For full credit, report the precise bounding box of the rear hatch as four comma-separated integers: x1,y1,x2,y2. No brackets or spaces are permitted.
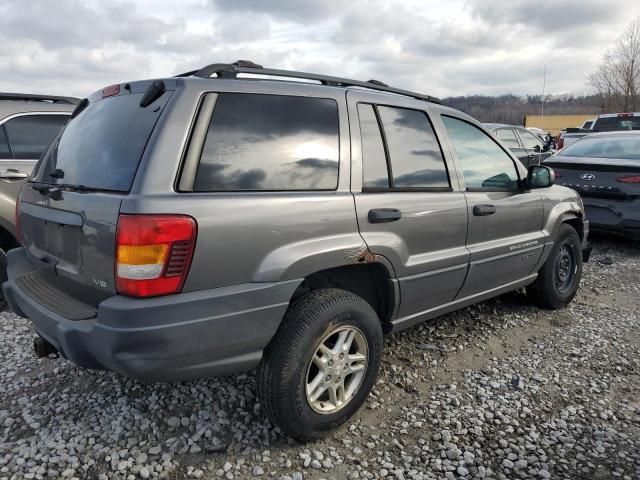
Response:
18,82,173,308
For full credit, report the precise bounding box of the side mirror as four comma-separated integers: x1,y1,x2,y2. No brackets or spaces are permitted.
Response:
527,165,554,188
532,144,541,153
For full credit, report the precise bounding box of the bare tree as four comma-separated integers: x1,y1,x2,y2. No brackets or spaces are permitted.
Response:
589,17,640,112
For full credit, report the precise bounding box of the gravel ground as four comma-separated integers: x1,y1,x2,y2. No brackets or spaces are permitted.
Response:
1,235,639,480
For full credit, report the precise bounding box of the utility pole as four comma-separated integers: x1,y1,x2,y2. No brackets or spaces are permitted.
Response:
541,64,547,118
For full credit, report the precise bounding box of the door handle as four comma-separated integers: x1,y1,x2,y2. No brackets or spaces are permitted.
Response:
368,208,402,223
0,169,28,180
473,204,496,216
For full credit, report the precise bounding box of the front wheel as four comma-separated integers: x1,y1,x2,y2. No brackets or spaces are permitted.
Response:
528,224,582,309
257,288,383,441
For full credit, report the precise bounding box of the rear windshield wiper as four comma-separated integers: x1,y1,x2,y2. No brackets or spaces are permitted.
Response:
30,181,122,196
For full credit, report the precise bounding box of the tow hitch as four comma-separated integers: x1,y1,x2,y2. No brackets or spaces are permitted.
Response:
33,336,59,358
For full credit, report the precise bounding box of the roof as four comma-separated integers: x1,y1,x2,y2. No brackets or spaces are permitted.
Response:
483,123,524,130
175,60,441,105
0,92,80,105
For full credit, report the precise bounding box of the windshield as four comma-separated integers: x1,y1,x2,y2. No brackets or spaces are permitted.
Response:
592,116,640,132
33,91,171,191
559,135,640,160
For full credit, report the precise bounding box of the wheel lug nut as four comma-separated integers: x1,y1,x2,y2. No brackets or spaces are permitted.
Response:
328,360,333,366
326,375,331,381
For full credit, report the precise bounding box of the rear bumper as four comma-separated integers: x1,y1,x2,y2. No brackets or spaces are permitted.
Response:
584,198,640,240
3,248,301,382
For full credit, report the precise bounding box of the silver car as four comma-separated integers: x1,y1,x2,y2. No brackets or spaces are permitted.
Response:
3,62,589,440
0,93,78,305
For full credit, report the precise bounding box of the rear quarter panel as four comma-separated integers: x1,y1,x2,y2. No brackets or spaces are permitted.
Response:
123,80,369,291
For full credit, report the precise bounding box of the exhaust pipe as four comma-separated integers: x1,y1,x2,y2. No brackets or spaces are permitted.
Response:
33,336,58,358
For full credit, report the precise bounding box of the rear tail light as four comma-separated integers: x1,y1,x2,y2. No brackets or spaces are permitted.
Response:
616,175,640,184
116,215,197,298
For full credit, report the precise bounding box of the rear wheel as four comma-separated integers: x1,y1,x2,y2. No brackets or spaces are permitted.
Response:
257,288,383,441
528,224,582,309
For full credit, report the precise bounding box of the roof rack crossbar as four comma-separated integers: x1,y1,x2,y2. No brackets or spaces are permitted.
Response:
0,92,80,105
177,61,441,104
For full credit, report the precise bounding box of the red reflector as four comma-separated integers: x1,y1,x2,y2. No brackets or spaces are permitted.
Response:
616,175,640,184
102,84,120,98
115,215,197,298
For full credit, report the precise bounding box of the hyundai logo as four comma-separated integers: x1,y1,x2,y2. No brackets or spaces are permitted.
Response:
580,173,596,181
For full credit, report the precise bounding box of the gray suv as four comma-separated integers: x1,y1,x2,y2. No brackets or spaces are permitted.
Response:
0,93,78,305
3,62,589,441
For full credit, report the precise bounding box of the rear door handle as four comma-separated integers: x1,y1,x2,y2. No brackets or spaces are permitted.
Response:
473,204,496,216
368,208,402,223
0,169,28,180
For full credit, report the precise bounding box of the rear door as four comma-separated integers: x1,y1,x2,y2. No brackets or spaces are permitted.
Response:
19,86,172,306
440,115,545,298
348,91,469,318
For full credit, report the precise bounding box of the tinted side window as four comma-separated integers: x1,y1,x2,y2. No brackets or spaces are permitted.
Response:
195,94,339,191
378,106,449,188
4,115,68,160
518,129,543,150
496,128,520,148
358,104,389,188
442,116,519,190
0,126,11,159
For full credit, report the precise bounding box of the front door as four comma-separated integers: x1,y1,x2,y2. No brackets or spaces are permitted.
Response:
347,92,469,319
441,116,545,298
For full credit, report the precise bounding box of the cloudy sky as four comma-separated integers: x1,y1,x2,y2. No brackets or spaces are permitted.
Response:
1,0,639,99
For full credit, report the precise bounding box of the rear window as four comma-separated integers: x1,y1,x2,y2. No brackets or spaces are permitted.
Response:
559,136,640,160
35,92,171,191
592,116,640,132
194,93,339,191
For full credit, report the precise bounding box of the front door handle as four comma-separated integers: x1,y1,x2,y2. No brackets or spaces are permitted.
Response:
368,208,402,223
473,204,496,216
0,169,28,181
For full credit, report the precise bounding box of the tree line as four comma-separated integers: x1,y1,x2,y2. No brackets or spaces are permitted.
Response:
443,17,640,125
442,94,600,125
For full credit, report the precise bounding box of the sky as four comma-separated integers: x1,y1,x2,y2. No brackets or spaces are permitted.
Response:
1,0,639,99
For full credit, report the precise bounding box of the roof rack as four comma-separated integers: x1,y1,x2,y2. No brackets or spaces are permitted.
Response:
175,60,441,104
0,92,81,105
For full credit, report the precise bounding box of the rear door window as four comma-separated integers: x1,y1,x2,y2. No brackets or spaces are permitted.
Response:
194,93,339,191
35,93,171,191
378,106,449,188
0,126,10,159
4,115,68,160
358,104,390,188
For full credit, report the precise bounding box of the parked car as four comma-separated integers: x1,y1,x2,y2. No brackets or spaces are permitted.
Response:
581,119,595,130
3,62,589,441
0,92,78,306
558,113,640,150
591,112,640,132
544,131,640,240
484,123,553,167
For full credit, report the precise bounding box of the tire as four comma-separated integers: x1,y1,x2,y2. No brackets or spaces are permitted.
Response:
528,224,582,309
257,288,383,441
0,249,7,310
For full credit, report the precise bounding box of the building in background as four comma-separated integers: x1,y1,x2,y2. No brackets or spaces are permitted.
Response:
524,114,597,136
